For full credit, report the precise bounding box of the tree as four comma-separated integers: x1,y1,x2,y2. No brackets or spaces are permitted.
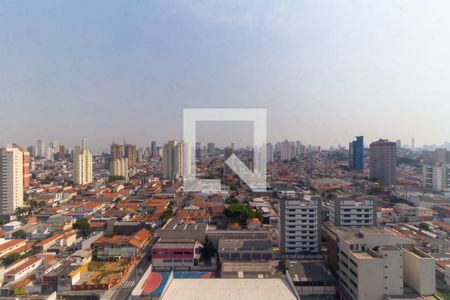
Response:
229,183,240,191
3,253,22,265
160,209,174,222
15,207,27,216
73,218,90,235
419,222,430,231
108,175,125,182
368,183,384,195
224,203,262,222
12,230,26,240
246,209,263,221
200,239,216,263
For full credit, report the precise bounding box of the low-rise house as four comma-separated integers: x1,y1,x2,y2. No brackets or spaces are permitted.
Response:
45,215,75,232
395,203,433,222
4,256,43,283
2,221,22,232
33,192,63,205
0,239,28,258
91,228,150,260
33,234,62,252
160,219,207,243
218,238,272,261
246,218,262,230
175,212,210,224
286,260,336,297
41,261,86,293
151,239,203,271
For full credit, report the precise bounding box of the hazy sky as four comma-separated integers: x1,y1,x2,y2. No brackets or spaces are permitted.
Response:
1,0,450,152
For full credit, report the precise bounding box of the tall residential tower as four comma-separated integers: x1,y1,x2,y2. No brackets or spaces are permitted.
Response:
73,138,93,185
369,139,397,186
349,136,364,171
0,147,24,215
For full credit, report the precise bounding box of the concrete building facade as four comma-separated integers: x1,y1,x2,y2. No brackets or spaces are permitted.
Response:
279,191,321,255
329,197,376,227
110,158,129,180
0,147,24,215
369,139,397,186
72,139,93,185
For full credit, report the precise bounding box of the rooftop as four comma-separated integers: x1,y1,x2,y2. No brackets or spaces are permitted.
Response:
286,260,336,284
160,278,298,300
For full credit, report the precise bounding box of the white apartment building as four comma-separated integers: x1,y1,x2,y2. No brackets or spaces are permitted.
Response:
329,197,376,227
110,157,129,180
324,225,435,300
36,139,45,158
279,191,321,255
422,163,450,192
403,247,436,296
280,140,292,161
72,138,93,185
266,143,274,163
0,147,24,215
163,141,188,180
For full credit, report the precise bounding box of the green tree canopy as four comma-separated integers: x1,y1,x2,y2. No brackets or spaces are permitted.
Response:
419,222,430,231
224,203,262,222
108,175,125,182
12,230,26,239
160,209,174,222
73,218,90,236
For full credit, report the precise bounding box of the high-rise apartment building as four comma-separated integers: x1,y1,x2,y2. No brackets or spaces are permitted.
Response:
324,224,435,300
195,142,201,160
279,191,321,256
369,139,397,186
23,151,30,189
46,147,54,161
162,141,185,180
422,164,450,192
49,140,59,154
329,197,376,227
266,143,274,163
0,147,24,215
136,147,145,162
423,148,449,165
27,145,35,158
207,142,215,154
110,158,129,180
422,149,450,192
110,143,124,161
36,140,45,158
280,140,292,161
73,139,93,185
295,140,303,156
223,147,233,178
58,145,65,160
349,136,364,171
124,144,137,166
150,141,157,159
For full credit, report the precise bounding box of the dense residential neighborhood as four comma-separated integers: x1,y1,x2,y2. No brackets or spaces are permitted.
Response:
0,139,450,300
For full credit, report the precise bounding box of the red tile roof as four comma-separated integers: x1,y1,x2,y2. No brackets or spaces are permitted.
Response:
0,240,25,252
5,257,42,275
35,234,62,247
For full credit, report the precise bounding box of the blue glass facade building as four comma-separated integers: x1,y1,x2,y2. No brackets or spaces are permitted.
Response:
349,136,364,170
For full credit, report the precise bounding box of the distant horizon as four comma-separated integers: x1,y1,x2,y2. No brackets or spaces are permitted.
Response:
4,136,450,154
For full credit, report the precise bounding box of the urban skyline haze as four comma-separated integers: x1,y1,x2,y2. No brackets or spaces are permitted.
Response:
1,1,450,151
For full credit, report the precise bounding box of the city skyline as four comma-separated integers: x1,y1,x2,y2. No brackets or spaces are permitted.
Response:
2,1,450,150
